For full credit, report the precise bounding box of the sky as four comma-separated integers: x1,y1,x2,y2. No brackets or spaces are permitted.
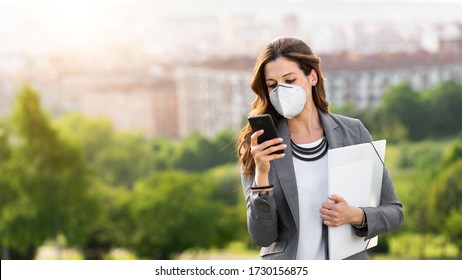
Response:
0,0,460,54
1,0,461,22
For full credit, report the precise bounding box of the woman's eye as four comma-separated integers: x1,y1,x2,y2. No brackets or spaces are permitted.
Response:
268,84,277,89
286,79,296,84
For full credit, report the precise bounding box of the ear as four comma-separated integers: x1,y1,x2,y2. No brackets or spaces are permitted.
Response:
309,69,318,86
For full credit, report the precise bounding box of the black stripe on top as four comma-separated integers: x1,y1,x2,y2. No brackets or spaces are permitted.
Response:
291,137,328,162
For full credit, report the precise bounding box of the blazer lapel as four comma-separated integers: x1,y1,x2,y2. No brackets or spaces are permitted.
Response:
318,109,344,149
273,118,300,231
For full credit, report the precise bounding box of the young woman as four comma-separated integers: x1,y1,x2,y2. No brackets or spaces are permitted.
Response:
237,37,403,260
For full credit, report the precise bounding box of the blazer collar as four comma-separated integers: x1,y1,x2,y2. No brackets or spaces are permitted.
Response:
318,109,344,149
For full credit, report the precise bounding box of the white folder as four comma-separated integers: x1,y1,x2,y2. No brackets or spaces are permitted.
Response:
327,140,386,260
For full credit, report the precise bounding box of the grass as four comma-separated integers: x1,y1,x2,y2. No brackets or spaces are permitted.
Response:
177,241,259,260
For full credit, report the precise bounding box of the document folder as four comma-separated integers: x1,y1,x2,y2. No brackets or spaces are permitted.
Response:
327,140,386,260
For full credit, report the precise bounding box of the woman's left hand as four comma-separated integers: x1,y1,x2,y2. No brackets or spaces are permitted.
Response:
320,194,364,227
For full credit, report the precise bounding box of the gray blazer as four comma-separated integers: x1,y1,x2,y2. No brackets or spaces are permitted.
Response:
241,110,404,260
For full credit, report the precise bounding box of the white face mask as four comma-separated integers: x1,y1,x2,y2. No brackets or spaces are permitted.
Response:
269,80,307,119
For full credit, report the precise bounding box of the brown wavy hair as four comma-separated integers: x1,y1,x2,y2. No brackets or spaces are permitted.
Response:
237,37,329,176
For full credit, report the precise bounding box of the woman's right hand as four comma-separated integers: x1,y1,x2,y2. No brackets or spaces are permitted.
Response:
250,130,286,185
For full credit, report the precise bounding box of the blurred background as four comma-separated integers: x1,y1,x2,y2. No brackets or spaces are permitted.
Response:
0,0,461,260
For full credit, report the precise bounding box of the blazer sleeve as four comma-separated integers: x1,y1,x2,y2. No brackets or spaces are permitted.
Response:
353,120,404,239
240,168,279,247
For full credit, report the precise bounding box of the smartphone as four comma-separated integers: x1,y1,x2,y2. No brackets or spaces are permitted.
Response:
248,114,284,154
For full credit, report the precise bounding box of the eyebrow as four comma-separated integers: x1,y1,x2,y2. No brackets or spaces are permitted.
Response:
266,72,296,81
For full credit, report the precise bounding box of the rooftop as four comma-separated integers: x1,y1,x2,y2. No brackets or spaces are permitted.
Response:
188,50,462,72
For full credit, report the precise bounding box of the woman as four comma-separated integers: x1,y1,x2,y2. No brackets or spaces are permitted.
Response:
237,37,403,260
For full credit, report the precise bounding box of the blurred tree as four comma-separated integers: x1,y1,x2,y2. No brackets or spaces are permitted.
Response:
423,80,462,138
74,181,133,259
442,141,462,167
171,131,215,171
0,85,91,259
55,114,113,164
0,117,9,160
205,164,248,247
445,206,462,258
56,115,153,189
207,164,241,206
171,130,237,172
373,81,427,141
150,136,176,171
427,159,462,232
94,132,153,189
127,170,241,259
212,129,238,166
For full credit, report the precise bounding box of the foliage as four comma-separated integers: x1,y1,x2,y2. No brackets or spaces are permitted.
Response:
427,159,462,231
423,80,462,138
55,115,153,189
388,233,458,259
205,164,248,247
340,80,462,142
372,82,426,141
170,130,237,172
386,139,462,258
0,117,9,160
94,132,153,189
75,182,133,259
151,136,176,170
126,168,244,259
54,114,113,164
445,206,462,258
396,144,444,170
55,115,238,188
0,85,91,258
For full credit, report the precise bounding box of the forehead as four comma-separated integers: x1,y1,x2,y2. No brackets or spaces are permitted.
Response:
264,57,301,80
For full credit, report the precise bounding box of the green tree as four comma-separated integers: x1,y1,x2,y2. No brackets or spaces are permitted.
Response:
0,117,9,160
373,82,427,141
94,132,153,189
445,206,462,258
206,164,248,247
74,181,133,259
0,85,91,259
442,141,462,167
211,129,238,165
55,114,113,164
171,130,237,172
424,80,462,138
151,136,176,170
171,132,215,171
427,159,462,232
127,170,231,259
56,115,153,189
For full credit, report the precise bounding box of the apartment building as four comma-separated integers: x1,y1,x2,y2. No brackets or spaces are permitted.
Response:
323,51,462,108
60,74,178,138
175,61,253,138
175,51,462,136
